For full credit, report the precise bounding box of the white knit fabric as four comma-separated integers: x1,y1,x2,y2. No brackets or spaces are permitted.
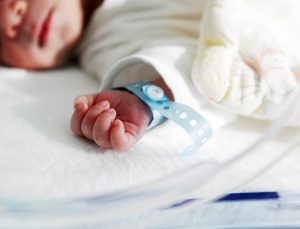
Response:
192,0,300,125
79,0,300,125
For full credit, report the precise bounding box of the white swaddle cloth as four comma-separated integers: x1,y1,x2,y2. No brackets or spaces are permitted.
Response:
192,0,300,125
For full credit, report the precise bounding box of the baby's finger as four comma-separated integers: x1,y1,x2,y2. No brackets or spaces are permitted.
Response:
110,120,137,151
71,107,89,137
81,101,110,140
92,109,116,148
73,94,97,111
71,94,99,136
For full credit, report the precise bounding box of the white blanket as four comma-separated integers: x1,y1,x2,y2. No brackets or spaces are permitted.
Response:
1,66,300,201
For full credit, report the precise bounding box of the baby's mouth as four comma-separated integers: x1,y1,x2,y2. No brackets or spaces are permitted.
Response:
38,9,53,48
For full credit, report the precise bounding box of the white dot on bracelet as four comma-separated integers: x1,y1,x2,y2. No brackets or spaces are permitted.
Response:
198,129,204,136
180,112,187,119
189,120,197,127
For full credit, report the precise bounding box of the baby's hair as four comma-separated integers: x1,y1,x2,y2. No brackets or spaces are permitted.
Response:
0,35,8,67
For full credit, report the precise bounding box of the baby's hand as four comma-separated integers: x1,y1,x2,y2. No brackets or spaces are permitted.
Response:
71,90,152,151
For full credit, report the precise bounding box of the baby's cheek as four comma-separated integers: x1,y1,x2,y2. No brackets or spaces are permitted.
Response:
0,45,26,67
7,47,60,69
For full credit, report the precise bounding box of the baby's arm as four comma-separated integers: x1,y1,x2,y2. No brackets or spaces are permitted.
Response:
71,78,173,150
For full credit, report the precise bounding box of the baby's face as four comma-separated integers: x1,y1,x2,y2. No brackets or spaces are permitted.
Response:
0,0,84,69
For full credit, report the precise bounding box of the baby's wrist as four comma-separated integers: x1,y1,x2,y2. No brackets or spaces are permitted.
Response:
113,81,171,129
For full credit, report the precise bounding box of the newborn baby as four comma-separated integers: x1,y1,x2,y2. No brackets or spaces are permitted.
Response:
0,0,176,150
1,0,299,151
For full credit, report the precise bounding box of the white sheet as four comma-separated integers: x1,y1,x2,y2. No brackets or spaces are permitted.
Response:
0,66,299,201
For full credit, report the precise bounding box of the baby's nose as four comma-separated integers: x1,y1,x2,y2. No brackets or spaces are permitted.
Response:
4,0,28,38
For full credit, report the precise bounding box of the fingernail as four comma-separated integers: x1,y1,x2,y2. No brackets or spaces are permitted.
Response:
101,101,110,108
114,119,122,128
107,108,115,114
74,102,86,111
113,119,119,127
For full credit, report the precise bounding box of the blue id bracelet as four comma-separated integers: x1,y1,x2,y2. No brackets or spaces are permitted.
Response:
116,81,212,155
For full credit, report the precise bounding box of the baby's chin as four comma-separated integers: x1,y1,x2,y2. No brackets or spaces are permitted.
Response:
7,60,67,71
11,50,73,70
